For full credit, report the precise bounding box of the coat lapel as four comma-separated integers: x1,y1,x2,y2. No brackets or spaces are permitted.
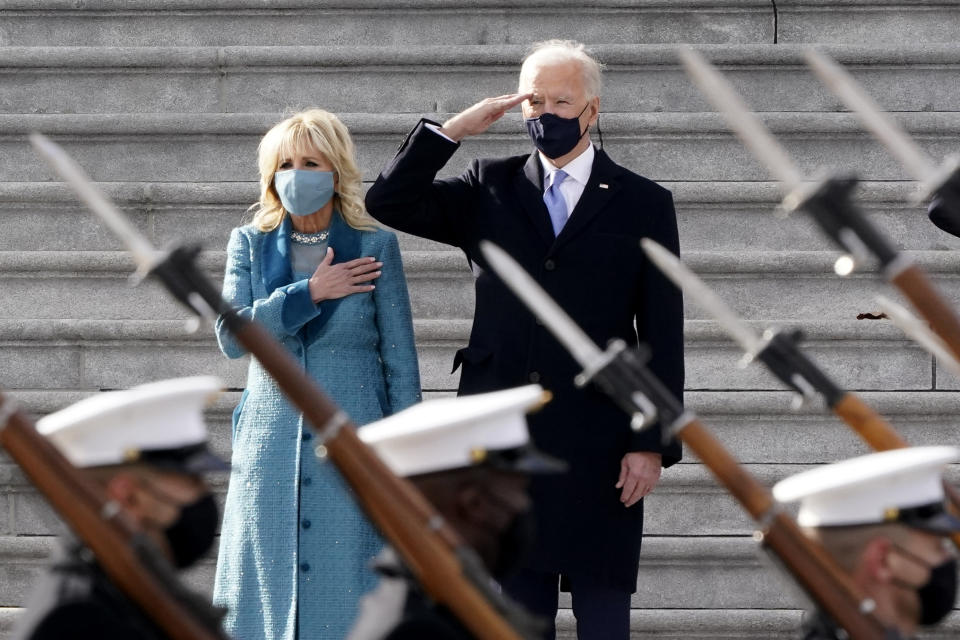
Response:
552,149,622,252
512,152,555,247
262,214,294,296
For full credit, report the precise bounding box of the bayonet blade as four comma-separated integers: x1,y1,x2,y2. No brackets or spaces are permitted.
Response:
805,49,937,185
641,239,765,356
30,133,159,271
480,241,602,369
875,295,960,379
678,47,804,193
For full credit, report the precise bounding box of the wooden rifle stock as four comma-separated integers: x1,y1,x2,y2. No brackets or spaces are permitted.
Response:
889,263,960,366
677,417,888,640
157,248,532,640
0,393,229,640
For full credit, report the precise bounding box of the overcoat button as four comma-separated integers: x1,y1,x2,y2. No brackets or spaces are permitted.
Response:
544,259,556,271
529,371,541,383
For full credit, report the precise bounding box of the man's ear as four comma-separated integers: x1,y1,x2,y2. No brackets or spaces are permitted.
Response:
860,537,895,583
588,95,600,126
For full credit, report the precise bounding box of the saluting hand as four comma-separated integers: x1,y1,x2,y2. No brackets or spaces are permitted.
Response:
616,452,663,508
440,92,533,142
309,248,382,302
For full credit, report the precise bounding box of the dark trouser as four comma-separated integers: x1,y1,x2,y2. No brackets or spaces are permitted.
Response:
503,568,632,640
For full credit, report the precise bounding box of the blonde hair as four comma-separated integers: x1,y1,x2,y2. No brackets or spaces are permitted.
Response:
250,109,376,232
520,40,605,99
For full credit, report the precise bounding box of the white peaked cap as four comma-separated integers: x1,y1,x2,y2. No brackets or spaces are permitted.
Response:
358,385,564,477
773,446,960,531
36,376,225,469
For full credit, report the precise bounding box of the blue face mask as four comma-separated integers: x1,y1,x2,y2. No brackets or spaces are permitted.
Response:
274,169,335,216
524,103,590,159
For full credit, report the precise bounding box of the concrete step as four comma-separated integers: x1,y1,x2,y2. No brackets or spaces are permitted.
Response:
3,44,960,115
9,386,960,465
5,112,960,183
0,1,776,47
3,181,956,254
2,248,959,323
0,316,944,392
777,1,960,45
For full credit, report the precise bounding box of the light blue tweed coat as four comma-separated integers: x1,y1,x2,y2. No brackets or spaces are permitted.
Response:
212,212,421,640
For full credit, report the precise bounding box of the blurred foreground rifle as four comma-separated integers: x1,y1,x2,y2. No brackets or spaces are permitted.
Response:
480,241,889,640
804,49,960,221
0,393,229,640
640,239,960,548
679,48,960,368
30,134,538,640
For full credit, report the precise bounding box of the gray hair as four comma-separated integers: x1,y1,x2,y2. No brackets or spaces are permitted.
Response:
520,40,604,99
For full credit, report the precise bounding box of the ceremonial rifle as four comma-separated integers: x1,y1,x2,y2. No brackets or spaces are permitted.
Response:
0,392,230,640
679,48,960,367
804,49,960,218
640,238,960,545
480,241,889,640
30,134,539,640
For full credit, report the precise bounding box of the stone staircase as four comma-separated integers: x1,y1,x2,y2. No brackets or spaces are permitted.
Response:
2,1,960,637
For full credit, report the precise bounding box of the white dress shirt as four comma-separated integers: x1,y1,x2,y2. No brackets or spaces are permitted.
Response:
539,144,594,222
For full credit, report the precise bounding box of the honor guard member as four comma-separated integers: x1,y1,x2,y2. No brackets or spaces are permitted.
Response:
773,446,960,640
14,376,230,640
347,385,567,640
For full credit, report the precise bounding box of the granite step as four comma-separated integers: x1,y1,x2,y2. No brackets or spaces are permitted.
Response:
2,44,960,115
2,181,955,254
4,457,960,535
0,1,776,47
777,1,960,45
9,384,960,465
0,316,942,392
2,248,959,323
4,112,960,183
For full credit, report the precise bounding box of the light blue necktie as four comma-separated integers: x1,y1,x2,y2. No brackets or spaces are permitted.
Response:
544,169,569,236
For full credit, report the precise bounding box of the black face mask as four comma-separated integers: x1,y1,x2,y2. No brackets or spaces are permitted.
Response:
916,557,958,626
164,493,219,569
525,103,590,159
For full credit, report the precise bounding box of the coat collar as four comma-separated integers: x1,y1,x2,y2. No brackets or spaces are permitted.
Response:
512,147,624,253
262,210,362,296
552,148,623,252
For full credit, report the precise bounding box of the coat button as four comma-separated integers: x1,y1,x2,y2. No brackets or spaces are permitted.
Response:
544,259,556,271
302,519,311,530
303,431,313,441
300,562,310,572
529,371,541,383
303,477,312,486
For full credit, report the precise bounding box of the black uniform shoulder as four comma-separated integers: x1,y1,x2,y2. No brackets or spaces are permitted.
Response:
15,543,164,640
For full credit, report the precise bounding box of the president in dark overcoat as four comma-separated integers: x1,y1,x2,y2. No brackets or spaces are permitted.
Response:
364,40,683,639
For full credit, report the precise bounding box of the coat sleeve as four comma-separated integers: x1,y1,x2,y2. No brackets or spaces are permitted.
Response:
632,188,684,467
364,119,478,249
373,233,422,414
215,227,323,359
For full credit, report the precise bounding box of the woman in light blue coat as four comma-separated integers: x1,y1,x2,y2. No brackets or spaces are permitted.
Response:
212,109,421,640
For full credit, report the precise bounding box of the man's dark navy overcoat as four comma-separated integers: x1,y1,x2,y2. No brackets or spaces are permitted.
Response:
365,120,684,591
